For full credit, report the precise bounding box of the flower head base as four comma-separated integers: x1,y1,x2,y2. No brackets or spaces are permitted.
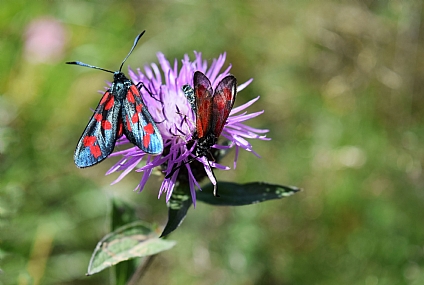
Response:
107,52,270,205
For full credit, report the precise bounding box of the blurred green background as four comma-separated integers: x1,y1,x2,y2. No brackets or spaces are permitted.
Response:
1,0,424,284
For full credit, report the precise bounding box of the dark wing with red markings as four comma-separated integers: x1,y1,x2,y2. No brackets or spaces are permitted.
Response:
74,90,122,168
211,75,237,137
193,71,214,139
122,85,163,154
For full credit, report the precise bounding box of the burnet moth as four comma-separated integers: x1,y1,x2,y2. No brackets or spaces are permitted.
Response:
173,71,237,196
67,31,163,168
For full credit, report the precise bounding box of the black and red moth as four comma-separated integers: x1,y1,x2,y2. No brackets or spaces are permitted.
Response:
67,31,163,168
183,71,237,196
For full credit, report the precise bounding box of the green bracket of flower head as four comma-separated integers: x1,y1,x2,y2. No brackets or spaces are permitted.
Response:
86,221,176,276
197,182,301,206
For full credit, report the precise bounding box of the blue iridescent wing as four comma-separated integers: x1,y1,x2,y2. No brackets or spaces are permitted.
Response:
122,85,163,154
74,91,121,168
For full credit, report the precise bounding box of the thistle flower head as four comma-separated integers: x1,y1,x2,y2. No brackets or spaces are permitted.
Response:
107,52,270,205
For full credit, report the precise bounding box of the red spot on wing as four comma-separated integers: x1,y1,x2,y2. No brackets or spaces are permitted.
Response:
143,136,151,148
144,123,154,134
132,113,139,123
99,92,110,105
94,114,102,121
142,123,154,148
102,120,112,130
83,136,102,158
90,145,102,158
83,136,96,147
117,118,123,137
126,115,132,131
127,92,135,103
104,96,114,110
136,104,142,113
130,85,141,98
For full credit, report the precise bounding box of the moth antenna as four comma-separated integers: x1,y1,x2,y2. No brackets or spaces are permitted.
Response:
66,61,114,74
119,30,146,72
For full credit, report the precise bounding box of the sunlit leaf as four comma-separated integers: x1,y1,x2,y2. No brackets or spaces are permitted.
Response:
87,221,176,276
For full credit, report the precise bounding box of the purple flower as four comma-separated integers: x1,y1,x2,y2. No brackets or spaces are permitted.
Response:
106,52,270,205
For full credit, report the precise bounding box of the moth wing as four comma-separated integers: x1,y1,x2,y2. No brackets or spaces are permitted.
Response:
193,71,214,138
74,91,121,168
122,85,163,154
211,75,237,137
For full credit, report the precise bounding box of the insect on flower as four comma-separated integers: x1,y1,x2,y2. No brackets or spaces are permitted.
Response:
168,71,237,197
106,52,269,204
67,31,163,168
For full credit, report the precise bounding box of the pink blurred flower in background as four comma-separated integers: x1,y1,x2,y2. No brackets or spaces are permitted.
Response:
24,17,66,63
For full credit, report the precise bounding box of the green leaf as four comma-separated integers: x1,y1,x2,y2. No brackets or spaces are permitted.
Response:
160,184,192,237
197,182,301,206
87,221,176,276
111,198,139,285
